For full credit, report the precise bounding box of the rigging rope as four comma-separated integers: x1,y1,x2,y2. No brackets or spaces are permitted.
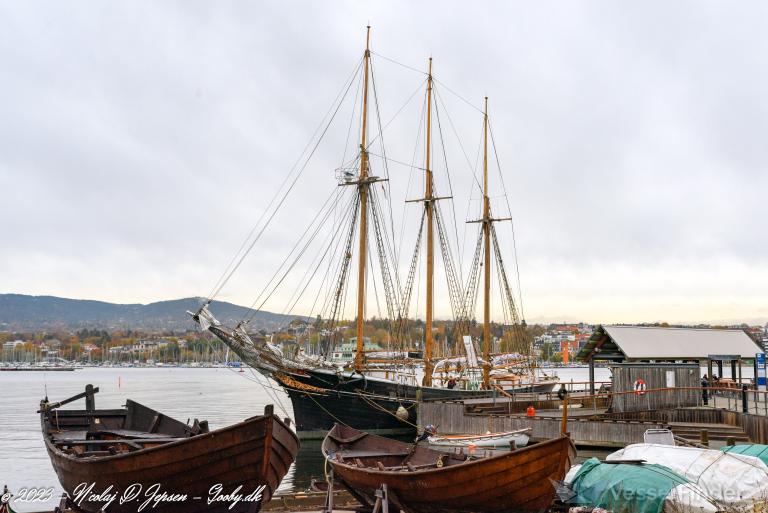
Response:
488,120,527,321
326,195,361,332
369,187,401,328
432,87,465,282
282,191,359,319
314,195,358,323
368,57,398,286
396,88,427,271
395,209,425,345
243,186,347,323
491,224,530,358
205,57,364,305
369,51,426,76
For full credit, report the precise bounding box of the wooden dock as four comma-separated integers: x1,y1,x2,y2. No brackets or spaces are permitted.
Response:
420,397,768,448
419,400,661,448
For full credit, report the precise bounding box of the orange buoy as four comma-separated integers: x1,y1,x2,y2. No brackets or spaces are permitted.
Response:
526,406,536,417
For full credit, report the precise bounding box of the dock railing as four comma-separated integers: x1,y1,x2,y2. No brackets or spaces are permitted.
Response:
553,384,768,416
471,384,768,418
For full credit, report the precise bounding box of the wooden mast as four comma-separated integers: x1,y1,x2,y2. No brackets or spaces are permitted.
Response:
482,96,491,389
354,26,372,372
423,57,435,387
466,98,513,389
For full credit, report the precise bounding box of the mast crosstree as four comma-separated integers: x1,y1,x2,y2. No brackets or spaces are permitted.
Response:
189,27,542,440
467,98,515,389
402,58,453,386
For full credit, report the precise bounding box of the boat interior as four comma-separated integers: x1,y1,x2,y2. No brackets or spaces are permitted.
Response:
324,424,484,472
41,390,208,458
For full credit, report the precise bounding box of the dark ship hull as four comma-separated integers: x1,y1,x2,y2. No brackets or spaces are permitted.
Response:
195,314,550,439
275,367,495,439
286,387,414,438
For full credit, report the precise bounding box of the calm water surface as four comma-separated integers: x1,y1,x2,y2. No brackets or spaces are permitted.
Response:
3,364,733,512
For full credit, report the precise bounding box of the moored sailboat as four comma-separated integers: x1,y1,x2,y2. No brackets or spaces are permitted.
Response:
191,26,549,439
427,427,532,448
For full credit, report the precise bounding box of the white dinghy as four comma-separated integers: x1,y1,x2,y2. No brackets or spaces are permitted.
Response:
428,427,532,448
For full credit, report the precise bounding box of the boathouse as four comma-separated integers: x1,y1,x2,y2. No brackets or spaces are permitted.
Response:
577,325,764,395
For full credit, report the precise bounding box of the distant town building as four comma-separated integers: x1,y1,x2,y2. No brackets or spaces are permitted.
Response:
39,343,59,358
331,337,382,363
132,339,169,352
3,340,25,351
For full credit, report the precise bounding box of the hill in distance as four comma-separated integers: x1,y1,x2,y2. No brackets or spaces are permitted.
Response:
0,293,305,332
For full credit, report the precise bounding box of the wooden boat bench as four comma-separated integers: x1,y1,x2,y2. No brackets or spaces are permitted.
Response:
54,437,189,454
97,429,186,439
336,450,412,459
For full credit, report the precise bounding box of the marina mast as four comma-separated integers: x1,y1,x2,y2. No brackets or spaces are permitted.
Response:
482,97,492,389
423,58,435,386
354,26,372,372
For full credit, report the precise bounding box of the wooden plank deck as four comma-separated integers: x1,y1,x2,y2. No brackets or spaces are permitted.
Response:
419,400,768,447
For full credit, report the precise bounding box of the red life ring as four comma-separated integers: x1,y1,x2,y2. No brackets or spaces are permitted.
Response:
634,378,647,396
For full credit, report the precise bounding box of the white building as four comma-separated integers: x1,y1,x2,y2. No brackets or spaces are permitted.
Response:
3,340,25,351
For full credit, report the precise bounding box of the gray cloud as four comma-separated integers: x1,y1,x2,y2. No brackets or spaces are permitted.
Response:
1,0,766,325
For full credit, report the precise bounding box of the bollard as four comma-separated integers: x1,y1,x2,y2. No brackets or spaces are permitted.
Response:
742,385,748,414
700,429,709,447
509,440,517,451
727,436,736,447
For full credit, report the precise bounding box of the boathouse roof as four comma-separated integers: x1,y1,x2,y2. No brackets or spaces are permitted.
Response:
577,325,762,362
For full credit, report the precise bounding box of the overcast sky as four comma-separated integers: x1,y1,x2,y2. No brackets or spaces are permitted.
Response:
1,1,766,325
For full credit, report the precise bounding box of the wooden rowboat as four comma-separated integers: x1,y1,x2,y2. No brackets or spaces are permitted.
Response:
322,423,576,513
40,384,299,513
428,427,532,448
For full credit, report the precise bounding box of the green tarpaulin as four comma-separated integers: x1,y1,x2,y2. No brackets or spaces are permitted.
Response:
570,458,692,513
721,443,768,465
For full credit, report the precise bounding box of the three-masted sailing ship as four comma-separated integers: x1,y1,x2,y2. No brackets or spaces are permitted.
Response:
191,27,555,439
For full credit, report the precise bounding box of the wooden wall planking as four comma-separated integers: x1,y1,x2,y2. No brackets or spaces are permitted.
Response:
418,401,663,447
420,399,768,446
552,407,768,444
611,364,700,412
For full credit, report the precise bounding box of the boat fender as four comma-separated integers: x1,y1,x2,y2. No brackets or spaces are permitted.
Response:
396,405,409,421
557,386,568,401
